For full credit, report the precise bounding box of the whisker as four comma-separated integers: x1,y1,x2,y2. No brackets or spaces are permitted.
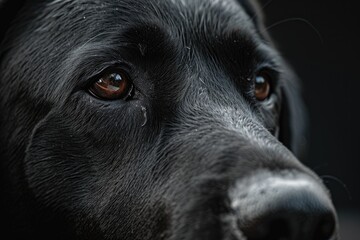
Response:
261,0,275,11
320,175,352,201
266,17,324,44
249,0,274,22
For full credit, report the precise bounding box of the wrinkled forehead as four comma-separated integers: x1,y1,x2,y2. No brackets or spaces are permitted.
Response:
47,0,259,37
163,0,259,34
166,0,250,17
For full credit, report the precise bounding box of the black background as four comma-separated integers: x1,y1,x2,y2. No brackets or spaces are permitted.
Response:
259,0,360,238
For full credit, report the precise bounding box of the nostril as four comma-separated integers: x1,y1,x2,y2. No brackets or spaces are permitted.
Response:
267,219,290,240
232,174,338,240
239,218,291,240
241,214,336,240
315,214,336,240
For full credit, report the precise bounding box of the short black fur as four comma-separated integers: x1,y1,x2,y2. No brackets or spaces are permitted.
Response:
0,1,335,240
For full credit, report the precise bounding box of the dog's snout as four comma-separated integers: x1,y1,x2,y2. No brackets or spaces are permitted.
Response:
231,173,337,240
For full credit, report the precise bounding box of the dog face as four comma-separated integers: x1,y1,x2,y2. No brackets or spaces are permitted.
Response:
0,0,338,240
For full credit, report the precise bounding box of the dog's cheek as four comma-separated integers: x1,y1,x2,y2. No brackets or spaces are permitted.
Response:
23,99,147,205
22,108,132,222
24,112,99,214
22,105,162,237
278,67,308,160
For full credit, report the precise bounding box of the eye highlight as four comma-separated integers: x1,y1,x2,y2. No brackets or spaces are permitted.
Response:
254,70,272,101
89,69,133,100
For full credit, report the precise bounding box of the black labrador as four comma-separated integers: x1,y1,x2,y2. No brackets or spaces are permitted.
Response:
0,0,338,239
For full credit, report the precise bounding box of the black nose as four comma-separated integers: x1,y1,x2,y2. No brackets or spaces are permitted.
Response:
232,173,337,240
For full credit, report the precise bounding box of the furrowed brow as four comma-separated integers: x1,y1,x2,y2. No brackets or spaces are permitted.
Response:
60,23,176,91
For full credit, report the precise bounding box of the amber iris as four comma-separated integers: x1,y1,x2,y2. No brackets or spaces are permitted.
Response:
89,71,132,100
254,72,271,101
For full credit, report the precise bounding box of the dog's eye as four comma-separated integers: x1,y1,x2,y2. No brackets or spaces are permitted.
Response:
89,70,133,100
254,71,271,101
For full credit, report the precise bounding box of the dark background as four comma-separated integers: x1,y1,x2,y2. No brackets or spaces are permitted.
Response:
259,0,360,238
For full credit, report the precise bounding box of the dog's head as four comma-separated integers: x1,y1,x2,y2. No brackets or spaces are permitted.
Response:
0,0,338,240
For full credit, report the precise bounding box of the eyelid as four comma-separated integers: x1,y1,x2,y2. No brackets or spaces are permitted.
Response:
254,65,280,85
255,61,280,73
84,63,132,88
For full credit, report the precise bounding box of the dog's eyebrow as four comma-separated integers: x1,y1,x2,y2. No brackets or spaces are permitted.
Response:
72,22,172,58
214,28,281,68
59,24,176,91
117,23,175,56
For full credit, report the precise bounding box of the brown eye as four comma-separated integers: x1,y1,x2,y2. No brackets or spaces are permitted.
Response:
254,72,271,101
89,70,133,100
